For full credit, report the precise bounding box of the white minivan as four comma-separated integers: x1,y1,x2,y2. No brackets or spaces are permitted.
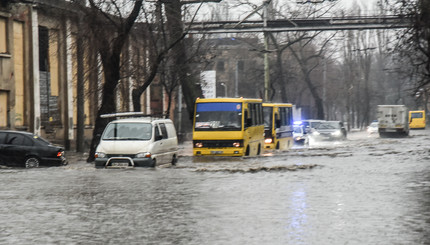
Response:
94,116,178,168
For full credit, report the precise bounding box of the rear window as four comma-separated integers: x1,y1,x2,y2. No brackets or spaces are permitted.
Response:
102,122,152,140
411,112,423,118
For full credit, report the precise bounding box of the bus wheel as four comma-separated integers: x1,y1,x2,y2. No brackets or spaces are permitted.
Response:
257,144,261,155
276,142,280,150
245,146,250,156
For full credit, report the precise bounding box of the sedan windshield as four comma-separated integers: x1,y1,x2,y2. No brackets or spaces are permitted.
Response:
293,126,303,134
316,122,341,130
102,123,152,140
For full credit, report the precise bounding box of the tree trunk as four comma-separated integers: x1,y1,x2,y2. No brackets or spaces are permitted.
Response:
165,0,202,121
87,57,121,162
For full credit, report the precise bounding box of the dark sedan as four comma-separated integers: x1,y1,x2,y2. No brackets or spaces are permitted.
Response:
0,130,67,168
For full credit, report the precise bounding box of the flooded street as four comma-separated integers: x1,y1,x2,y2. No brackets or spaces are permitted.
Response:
1,130,430,245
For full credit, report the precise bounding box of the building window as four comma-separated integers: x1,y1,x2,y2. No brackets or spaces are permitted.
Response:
38,26,49,72
0,18,7,53
217,60,225,72
238,60,244,71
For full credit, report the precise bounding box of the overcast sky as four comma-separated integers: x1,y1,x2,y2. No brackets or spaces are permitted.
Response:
191,0,383,22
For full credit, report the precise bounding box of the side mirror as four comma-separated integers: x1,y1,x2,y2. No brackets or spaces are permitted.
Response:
245,118,252,128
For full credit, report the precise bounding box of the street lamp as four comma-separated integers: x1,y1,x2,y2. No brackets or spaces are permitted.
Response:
220,82,227,97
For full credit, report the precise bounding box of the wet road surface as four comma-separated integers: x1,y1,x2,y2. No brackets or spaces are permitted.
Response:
1,129,429,244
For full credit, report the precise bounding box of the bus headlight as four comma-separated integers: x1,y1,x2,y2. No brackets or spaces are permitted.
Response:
233,142,241,147
265,138,273,144
195,142,203,148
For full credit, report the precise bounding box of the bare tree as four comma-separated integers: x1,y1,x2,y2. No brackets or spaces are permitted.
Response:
387,0,430,88
287,31,336,119
72,0,144,162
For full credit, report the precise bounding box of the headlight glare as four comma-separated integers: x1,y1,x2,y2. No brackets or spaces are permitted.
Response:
332,130,342,136
95,152,106,158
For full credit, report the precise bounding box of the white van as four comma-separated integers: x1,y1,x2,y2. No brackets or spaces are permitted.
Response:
377,105,409,137
94,115,178,168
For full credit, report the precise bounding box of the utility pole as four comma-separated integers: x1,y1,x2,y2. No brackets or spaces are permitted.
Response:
235,0,272,101
263,0,271,102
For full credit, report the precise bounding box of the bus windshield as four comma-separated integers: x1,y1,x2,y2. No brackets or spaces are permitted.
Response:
195,102,242,131
263,107,273,129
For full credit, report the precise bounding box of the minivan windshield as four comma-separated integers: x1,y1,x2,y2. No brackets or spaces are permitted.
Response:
102,122,152,140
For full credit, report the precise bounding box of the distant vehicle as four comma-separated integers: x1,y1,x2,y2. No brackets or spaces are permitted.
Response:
301,119,325,130
367,121,379,134
0,130,66,168
193,97,264,156
309,121,347,141
409,110,426,129
94,113,178,168
293,125,309,145
263,103,294,150
377,105,409,137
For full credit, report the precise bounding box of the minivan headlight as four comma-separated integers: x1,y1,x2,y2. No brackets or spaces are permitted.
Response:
136,152,151,158
95,152,106,158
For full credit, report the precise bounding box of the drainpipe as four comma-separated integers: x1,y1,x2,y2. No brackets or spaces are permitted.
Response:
30,5,41,135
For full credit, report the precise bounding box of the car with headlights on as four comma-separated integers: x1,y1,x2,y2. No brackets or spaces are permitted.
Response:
293,125,309,145
367,121,379,134
0,130,67,168
309,121,347,141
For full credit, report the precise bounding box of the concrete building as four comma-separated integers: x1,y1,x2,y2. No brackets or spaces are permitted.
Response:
0,0,165,150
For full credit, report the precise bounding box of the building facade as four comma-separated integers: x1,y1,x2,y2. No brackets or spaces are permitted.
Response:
0,0,165,150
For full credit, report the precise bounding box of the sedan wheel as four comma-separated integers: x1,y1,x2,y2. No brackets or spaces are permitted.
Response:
25,157,40,168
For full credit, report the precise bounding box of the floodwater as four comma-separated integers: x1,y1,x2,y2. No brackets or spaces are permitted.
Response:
1,129,430,245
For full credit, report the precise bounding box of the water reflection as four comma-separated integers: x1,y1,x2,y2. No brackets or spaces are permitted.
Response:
0,130,429,244
286,187,308,245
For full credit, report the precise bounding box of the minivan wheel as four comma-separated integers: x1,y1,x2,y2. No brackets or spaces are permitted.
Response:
245,146,250,156
151,159,156,168
171,155,178,166
25,157,40,168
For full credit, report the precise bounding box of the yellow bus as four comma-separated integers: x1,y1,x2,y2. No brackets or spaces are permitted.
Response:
409,110,426,129
193,97,264,156
263,103,294,150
